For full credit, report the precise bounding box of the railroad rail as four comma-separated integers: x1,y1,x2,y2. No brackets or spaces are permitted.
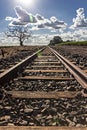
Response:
0,46,87,129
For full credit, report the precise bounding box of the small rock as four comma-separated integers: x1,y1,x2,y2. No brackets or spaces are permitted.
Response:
5,106,11,110
70,111,77,115
36,114,42,120
84,89,87,94
66,103,71,108
48,83,51,87
20,120,27,125
42,104,49,108
20,109,24,112
29,122,34,125
0,105,3,109
69,122,75,126
0,121,7,125
34,107,39,110
46,115,53,120
49,108,57,115
45,100,50,104
8,123,14,126
24,108,33,113
41,119,45,123
52,122,56,126
54,102,59,106
4,116,11,121
86,118,87,122
42,123,45,126
66,118,75,126
73,117,77,123
41,108,47,113
46,120,52,125
76,124,83,127
68,86,76,91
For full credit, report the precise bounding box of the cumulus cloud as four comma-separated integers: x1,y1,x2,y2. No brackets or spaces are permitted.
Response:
6,6,37,26
5,17,14,21
35,14,44,21
15,6,37,23
33,15,67,31
70,8,87,29
59,28,87,41
5,6,67,31
50,17,65,25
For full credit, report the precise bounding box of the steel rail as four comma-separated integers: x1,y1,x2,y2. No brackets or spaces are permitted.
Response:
49,46,87,89
0,47,45,85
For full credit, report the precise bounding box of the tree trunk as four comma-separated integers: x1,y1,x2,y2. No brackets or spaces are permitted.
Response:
20,38,23,46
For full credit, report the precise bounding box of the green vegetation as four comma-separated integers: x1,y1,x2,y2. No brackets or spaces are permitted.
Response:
57,41,87,46
37,52,42,57
49,36,63,45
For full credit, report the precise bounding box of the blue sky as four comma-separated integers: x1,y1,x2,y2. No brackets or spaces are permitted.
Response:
0,1,86,19
0,0,87,45
0,0,86,29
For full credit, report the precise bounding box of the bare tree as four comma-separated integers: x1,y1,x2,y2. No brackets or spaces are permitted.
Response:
6,26,31,46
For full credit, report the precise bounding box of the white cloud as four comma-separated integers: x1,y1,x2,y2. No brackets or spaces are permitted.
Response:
5,17,14,21
1,28,87,46
60,29,87,41
70,8,87,29
35,14,44,21
5,6,67,31
5,6,37,26
36,15,67,30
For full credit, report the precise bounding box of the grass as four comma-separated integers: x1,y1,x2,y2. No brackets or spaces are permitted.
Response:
57,41,87,46
37,52,42,57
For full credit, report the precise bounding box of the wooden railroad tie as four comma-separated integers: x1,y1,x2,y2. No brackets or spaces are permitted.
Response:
35,60,58,62
34,62,61,64
38,56,55,58
7,91,79,98
31,66,64,68
24,69,68,73
0,126,87,130
18,76,74,81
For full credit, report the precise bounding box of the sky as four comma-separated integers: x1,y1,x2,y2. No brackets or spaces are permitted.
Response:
0,0,87,45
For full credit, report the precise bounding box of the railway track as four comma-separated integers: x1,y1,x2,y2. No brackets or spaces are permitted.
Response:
0,46,87,130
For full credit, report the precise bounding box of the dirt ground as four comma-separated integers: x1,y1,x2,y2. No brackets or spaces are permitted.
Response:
0,46,40,59
55,45,87,56
0,45,87,62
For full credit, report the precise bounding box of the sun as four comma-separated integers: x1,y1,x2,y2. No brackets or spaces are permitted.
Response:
17,0,35,7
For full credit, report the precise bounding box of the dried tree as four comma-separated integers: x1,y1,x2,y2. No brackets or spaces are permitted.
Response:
6,26,31,46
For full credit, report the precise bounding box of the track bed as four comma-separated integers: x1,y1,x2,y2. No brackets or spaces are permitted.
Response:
0,46,87,129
